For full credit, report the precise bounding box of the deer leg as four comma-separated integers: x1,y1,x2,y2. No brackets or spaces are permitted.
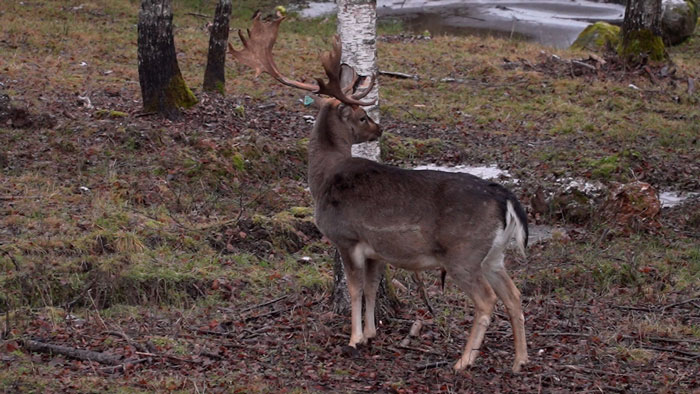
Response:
452,275,498,371
484,265,528,373
361,259,384,343
339,248,365,348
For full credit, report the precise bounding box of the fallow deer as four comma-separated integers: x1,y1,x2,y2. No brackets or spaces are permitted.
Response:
229,14,530,373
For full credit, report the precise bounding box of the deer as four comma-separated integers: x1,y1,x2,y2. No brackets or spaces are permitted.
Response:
229,13,530,373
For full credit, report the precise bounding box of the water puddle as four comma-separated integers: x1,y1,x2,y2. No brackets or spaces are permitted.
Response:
659,191,699,208
295,0,625,48
412,163,512,179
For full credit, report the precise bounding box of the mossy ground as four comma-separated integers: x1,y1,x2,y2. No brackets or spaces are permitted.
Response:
0,0,698,391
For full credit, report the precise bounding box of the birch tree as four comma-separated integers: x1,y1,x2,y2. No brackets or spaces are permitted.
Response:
332,0,399,315
138,0,197,120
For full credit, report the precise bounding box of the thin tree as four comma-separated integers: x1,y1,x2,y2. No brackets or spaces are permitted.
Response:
331,0,400,316
619,0,666,62
203,0,233,94
138,0,197,120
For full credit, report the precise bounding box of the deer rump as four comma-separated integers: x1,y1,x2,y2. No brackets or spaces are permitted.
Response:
315,158,528,272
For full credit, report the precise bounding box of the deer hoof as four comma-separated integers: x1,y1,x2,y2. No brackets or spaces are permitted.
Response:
512,358,528,373
453,359,471,371
341,345,360,358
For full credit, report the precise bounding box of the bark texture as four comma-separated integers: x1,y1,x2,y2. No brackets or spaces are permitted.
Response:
203,0,232,94
620,0,666,61
337,0,380,161
138,0,197,120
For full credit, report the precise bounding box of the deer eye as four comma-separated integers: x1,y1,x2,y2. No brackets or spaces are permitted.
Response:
360,116,367,122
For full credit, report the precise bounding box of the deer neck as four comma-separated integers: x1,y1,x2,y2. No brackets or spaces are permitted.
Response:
308,103,353,200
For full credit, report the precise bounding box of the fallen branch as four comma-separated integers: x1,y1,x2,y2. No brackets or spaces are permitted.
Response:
103,330,150,353
641,345,700,359
620,335,700,345
239,295,288,314
687,77,695,96
661,297,699,311
416,360,450,371
571,60,596,71
399,319,423,347
22,339,122,365
537,332,592,338
100,357,150,374
557,364,630,376
379,70,418,80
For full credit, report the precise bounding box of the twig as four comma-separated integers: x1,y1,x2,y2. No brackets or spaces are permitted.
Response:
557,364,630,376
379,70,418,80
661,297,699,311
103,330,150,353
99,357,150,374
0,249,19,271
643,66,659,85
537,332,592,338
393,344,442,356
641,345,700,358
611,305,652,312
571,60,596,71
688,78,695,95
412,273,435,316
399,319,423,347
620,335,700,345
22,339,122,365
239,295,289,314
416,360,450,371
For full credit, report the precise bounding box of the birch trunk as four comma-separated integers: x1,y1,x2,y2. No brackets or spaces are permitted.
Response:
337,0,380,162
203,0,232,94
137,0,197,120
620,0,666,62
332,0,399,317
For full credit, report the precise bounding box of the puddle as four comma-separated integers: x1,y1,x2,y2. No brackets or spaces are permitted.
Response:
659,191,698,208
412,163,512,179
296,0,625,48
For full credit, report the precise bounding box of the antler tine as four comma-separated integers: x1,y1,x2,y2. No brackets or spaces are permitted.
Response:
316,35,376,107
228,14,318,92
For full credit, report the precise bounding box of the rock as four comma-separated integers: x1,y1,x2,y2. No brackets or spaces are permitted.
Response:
661,0,698,45
571,22,621,52
551,178,607,224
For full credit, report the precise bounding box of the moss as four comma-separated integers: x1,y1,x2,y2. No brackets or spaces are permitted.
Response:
571,22,621,51
618,29,667,62
167,73,198,109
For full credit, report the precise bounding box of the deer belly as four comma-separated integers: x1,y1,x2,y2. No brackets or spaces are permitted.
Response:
356,225,441,271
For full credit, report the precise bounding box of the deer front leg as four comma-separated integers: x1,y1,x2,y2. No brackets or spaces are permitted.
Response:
339,248,365,348
362,259,384,343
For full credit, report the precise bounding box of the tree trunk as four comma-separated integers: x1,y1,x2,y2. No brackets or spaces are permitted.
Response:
203,0,232,94
337,0,380,162
620,0,666,62
138,0,197,120
332,0,399,317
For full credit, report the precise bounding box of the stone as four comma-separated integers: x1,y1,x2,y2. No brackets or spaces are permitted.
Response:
661,0,698,45
571,22,621,52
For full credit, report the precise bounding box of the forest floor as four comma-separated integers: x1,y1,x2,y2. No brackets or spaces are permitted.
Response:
1,0,699,392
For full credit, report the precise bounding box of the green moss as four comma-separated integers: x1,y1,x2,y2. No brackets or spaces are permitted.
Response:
618,29,667,62
168,73,198,109
571,22,621,51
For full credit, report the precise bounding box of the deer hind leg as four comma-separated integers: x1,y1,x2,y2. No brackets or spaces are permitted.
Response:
451,273,498,371
362,259,384,343
483,256,528,372
339,248,366,348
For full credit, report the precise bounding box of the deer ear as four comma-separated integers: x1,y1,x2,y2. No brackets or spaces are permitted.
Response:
337,103,354,121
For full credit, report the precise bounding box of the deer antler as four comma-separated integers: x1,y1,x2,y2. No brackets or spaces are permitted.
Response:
228,13,375,106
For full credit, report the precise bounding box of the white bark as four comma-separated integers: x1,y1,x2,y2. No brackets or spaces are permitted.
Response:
337,0,380,161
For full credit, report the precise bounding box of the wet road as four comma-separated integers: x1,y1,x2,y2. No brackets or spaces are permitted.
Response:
300,0,626,48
